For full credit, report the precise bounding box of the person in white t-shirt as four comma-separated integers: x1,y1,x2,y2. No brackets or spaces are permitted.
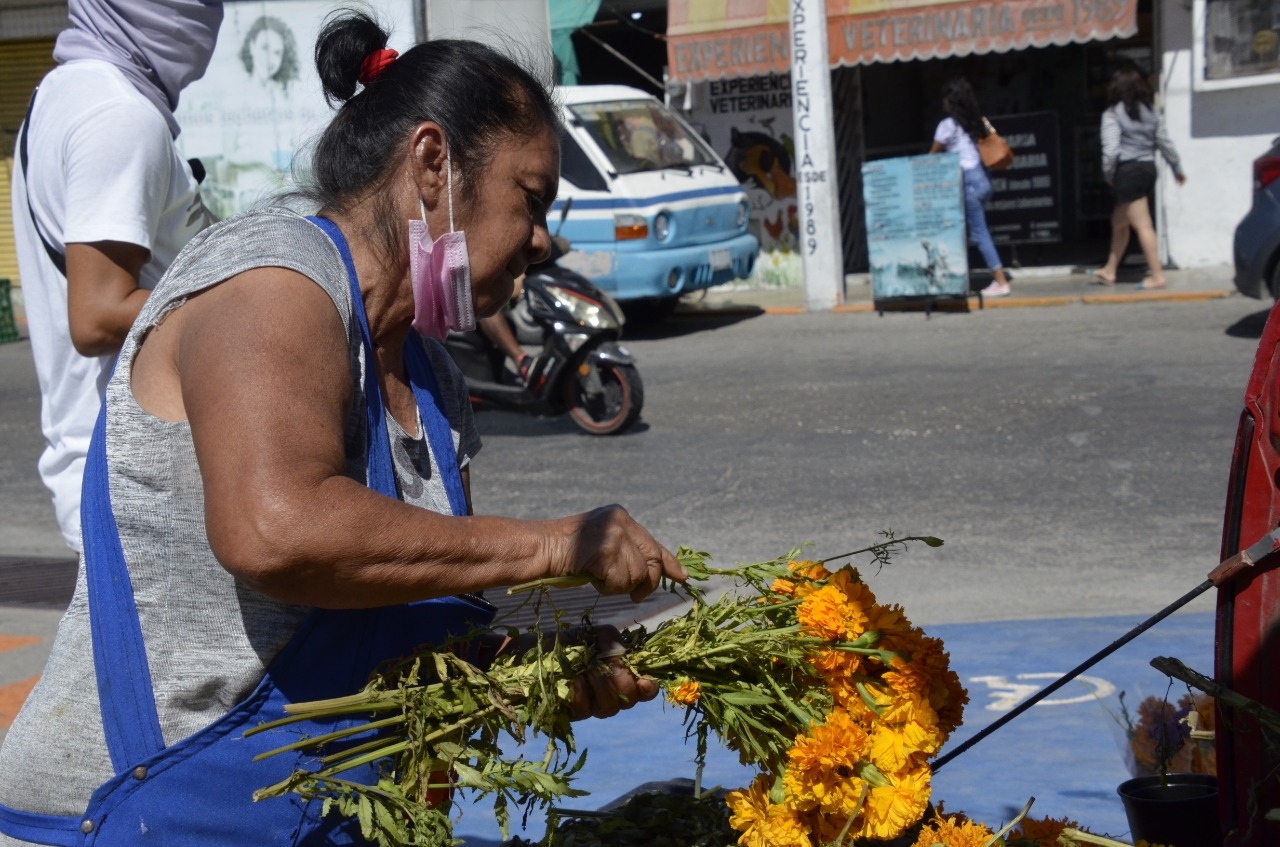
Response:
928,77,1011,299
12,0,222,552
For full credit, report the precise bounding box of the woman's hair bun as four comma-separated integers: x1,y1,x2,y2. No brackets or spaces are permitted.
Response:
315,8,390,105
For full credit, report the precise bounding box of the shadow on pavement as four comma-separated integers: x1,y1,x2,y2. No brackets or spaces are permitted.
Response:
1225,308,1272,340
0,557,77,608
473,409,651,439
623,309,764,341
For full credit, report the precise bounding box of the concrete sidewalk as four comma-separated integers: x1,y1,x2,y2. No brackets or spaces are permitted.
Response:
673,263,1239,316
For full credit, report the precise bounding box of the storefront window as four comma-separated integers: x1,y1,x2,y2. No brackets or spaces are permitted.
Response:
1195,0,1280,88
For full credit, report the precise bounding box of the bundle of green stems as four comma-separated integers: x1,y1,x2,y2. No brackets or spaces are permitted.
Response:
249,537,939,847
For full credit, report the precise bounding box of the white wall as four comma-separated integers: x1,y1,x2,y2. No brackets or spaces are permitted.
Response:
425,0,550,55
1160,1,1280,269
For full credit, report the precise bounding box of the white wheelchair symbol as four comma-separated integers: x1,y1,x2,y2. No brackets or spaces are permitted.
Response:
969,673,1117,712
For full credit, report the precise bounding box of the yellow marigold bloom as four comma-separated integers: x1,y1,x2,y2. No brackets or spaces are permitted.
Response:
785,709,870,815
868,721,939,773
871,686,939,731
857,764,931,841
932,669,969,737
666,678,701,707
728,775,812,847
771,560,830,601
865,602,909,639
755,804,813,847
1011,815,1079,847
883,656,933,697
726,775,771,835
810,646,862,681
797,585,854,641
910,811,994,847
830,570,875,636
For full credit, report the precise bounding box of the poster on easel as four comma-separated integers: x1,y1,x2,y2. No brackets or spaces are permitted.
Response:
862,153,968,303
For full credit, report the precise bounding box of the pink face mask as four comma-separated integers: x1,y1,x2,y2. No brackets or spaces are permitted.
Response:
409,150,475,341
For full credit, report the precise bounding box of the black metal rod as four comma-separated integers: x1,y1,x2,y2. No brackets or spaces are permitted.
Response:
932,578,1214,772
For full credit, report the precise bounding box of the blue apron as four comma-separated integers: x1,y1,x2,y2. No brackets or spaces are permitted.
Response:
0,216,493,845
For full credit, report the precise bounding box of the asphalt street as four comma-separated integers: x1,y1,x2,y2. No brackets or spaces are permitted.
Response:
465,294,1269,624
0,293,1271,839
1,294,1271,621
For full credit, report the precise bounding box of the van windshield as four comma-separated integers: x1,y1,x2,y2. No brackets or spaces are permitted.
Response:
569,100,719,175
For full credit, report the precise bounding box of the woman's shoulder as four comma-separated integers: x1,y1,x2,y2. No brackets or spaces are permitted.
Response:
147,208,353,325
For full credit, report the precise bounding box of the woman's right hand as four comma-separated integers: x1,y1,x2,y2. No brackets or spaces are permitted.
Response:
552,505,687,601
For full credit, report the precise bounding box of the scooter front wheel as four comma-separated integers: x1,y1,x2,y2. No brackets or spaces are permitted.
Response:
564,358,644,435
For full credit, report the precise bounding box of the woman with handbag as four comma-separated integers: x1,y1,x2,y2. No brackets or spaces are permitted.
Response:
929,77,1012,298
1092,64,1186,290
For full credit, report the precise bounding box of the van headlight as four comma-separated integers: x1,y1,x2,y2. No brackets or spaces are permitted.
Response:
653,211,671,241
736,199,749,228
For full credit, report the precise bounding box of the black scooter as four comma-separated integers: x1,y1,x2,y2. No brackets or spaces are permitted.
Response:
444,203,643,435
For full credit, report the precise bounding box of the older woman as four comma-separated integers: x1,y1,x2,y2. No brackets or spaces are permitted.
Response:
0,11,684,845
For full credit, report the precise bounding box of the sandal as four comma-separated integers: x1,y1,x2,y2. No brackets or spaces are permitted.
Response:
1091,270,1116,285
1135,279,1166,291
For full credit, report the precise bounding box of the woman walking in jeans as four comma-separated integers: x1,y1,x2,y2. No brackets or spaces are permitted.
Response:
929,77,1010,298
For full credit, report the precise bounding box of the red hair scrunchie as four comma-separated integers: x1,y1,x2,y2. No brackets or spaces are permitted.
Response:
358,48,398,85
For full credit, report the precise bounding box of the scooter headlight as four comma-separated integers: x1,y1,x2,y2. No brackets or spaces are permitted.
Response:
653,211,671,241
545,285,620,330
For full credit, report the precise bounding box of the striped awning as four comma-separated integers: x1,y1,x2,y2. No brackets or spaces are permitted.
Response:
667,0,1139,82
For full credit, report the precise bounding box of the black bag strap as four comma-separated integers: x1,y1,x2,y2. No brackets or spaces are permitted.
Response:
19,88,68,277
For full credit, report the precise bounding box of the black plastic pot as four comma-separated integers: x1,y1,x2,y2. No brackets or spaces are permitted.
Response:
1117,773,1220,847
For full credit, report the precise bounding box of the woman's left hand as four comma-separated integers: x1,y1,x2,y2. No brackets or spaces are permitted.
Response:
484,624,658,720
567,625,657,720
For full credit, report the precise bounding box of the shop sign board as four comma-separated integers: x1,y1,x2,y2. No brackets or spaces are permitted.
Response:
862,153,969,301
983,111,1062,245
668,0,1138,82
688,73,798,254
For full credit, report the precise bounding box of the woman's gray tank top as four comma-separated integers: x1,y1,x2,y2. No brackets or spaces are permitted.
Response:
0,208,480,830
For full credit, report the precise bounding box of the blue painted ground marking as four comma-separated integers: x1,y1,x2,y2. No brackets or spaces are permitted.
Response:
452,610,1215,844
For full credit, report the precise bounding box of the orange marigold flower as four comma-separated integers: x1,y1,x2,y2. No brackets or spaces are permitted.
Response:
910,810,994,847
728,775,812,847
726,775,771,837
797,585,854,641
810,646,863,681
784,709,870,814
883,656,933,697
771,560,830,601
865,602,909,638
868,721,940,774
1011,815,1079,847
755,804,813,847
666,678,701,707
857,764,931,841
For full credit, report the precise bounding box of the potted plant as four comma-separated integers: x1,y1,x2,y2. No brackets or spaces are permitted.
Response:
1113,690,1218,846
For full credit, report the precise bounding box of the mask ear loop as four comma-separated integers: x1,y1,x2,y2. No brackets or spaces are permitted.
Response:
446,144,456,233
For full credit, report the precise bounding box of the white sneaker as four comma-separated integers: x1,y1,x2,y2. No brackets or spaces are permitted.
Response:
981,281,1011,298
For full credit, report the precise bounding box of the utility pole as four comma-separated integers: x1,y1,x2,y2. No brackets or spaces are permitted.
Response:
788,0,843,311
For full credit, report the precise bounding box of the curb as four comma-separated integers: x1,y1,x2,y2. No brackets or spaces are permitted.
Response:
675,288,1236,317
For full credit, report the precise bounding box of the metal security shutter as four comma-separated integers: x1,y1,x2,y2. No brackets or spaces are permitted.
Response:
1,38,57,287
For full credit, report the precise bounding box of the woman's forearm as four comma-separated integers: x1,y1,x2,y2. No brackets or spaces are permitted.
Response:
207,473,565,608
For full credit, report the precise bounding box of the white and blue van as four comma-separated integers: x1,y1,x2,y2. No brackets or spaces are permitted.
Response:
553,85,758,306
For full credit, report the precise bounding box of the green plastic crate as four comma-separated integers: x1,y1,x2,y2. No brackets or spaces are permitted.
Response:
0,279,20,344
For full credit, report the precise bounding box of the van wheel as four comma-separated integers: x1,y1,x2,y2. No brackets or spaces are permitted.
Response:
565,358,644,435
